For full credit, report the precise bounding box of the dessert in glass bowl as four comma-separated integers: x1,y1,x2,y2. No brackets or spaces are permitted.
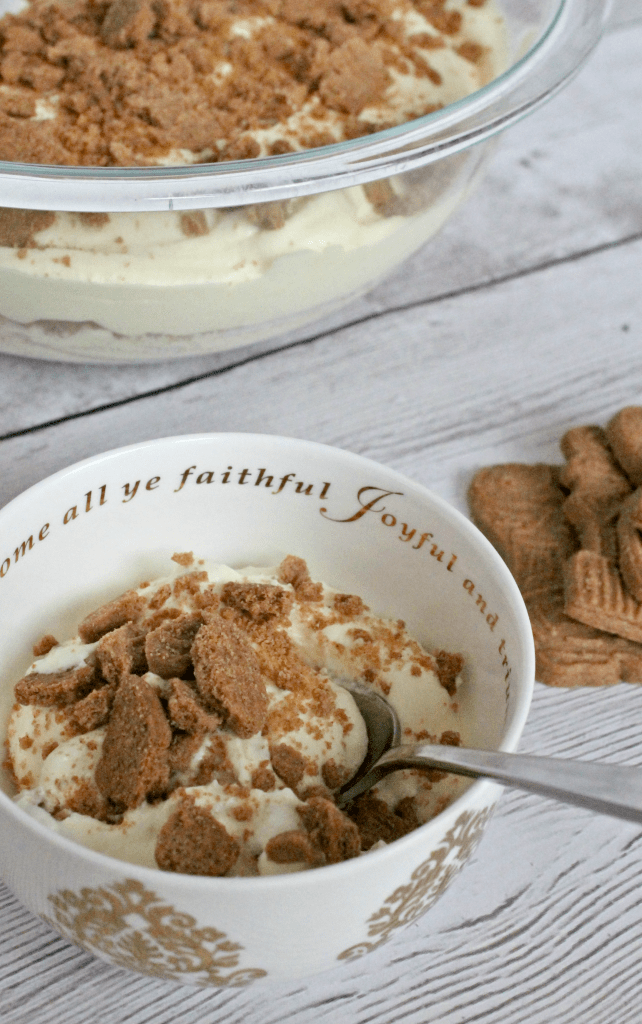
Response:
0,0,608,361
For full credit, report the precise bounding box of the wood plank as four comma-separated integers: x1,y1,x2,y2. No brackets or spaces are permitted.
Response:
609,0,641,28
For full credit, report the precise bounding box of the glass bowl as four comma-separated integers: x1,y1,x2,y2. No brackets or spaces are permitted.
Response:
0,0,608,363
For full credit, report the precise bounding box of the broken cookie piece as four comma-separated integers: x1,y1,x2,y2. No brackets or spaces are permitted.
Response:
192,617,268,738
78,590,145,643
347,792,419,850
95,622,147,684
166,677,222,734
270,743,309,791
15,664,97,707
155,796,240,875
298,795,361,864
71,684,116,732
144,613,203,678
95,674,171,809
264,829,322,867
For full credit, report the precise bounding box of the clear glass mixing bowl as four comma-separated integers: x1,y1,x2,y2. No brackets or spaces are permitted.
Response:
0,0,608,363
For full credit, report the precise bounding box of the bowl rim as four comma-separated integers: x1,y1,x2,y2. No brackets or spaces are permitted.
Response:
0,432,536,888
0,0,608,211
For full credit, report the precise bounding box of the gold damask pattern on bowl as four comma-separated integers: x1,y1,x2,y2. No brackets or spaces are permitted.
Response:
43,878,268,986
339,806,495,961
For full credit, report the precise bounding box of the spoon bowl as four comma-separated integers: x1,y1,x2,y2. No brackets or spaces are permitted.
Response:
340,681,642,824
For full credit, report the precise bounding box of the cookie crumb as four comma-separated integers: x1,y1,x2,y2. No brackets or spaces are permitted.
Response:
251,762,277,791
434,650,464,697
333,593,366,618
270,743,308,790
78,590,145,643
145,614,203,678
32,634,59,657
15,664,97,707
221,582,293,622
192,617,268,738
155,796,239,875
298,795,361,863
321,758,352,791
278,555,323,602
95,675,171,809
171,552,194,567
265,829,320,865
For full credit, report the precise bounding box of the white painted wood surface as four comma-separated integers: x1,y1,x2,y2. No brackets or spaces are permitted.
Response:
2,7,642,1023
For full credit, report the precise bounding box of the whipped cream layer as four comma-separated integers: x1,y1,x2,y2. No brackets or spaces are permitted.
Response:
7,556,469,876
0,176,467,340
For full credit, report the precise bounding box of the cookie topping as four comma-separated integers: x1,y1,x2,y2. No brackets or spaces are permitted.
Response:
15,664,97,707
32,633,59,657
96,622,148,684
264,829,320,865
155,796,240,875
270,742,308,790
0,0,496,165
166,677,222,733
298,794,361,864
95,674,171,809
221,582,293,622
7,553,467,876
144,613,203,677
192,617,269,737
347,792,419,850
78,589,144,643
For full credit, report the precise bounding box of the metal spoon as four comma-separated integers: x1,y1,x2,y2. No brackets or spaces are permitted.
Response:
338,681,642,824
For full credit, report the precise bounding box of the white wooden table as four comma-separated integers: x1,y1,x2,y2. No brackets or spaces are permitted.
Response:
2,3,642,1020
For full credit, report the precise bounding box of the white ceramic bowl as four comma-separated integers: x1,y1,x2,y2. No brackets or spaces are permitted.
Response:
0,434,534,984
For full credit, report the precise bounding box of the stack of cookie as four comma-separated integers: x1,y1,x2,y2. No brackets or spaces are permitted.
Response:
469,407,642,687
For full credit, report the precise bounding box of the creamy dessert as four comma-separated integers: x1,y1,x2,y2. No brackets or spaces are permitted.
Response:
0,0,508,359
4,554,469,876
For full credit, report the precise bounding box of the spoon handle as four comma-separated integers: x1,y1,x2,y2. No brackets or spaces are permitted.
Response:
350,744,642,823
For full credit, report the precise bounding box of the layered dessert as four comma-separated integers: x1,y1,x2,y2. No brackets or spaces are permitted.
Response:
0,0,508,359
4,554,469,876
